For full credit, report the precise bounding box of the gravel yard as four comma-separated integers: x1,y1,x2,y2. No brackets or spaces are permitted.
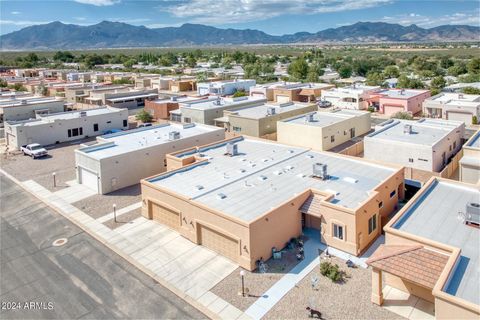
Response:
73,184,142,219
264,257,403,320
211,245,304,312
103,208,142,230
0,139,93,191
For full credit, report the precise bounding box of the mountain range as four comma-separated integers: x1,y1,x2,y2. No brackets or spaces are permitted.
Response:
1,21,479,50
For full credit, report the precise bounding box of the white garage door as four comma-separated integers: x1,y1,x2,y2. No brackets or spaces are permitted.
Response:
276,95,291,103
79,167,98,193
447,112,472,124
199,225,238,261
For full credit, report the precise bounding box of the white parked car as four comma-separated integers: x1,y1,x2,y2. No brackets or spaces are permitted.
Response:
21,143,48,159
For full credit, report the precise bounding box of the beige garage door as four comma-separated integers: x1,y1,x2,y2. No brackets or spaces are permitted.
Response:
447,111,472,124
150,202,180,230
276,95,291,103
200,225,238,261
384,105,404,116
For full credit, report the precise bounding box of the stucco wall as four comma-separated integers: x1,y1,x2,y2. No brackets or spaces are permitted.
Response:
2,100,65,122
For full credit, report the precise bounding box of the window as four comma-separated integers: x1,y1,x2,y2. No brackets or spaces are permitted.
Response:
93,123,99,132
453,141,456,149
184,117,191,123
123,120,127,127
333,224,343,240
233,126,242,132
106,121,111,124
368,215,377,234
69,127,83,137
378,201,383,209
330,135,335,143
79,127,83,135
350,128,355,138
409,158,414,163
68,129,72,137
72,128,79,136
418,158,428,162
390,190,396,198
449,145,452,151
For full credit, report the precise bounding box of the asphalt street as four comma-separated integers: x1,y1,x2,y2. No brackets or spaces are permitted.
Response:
0,174,206,319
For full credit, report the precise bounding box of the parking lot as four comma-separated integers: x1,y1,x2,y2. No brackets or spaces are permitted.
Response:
0,138,94,191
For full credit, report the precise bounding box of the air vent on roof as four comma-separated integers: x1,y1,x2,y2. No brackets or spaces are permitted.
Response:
21,99,27,105
305,113,315,123
258,175,267,181
267,107,276,116
458,93,464,99
79,111,87,117
171,96,177,101
225,143,238,156
465,202,480,225
169,131,180,140
195,185,204,190
214,98,221,105
400,89,405,95
216,193,227,199
403,124,412,135
312,163,328,180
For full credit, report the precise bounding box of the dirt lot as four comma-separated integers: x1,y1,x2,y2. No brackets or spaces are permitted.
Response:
211,244,304,311
0,139,94,191
103,208,142,230
264,257,402,320
73,184,142,219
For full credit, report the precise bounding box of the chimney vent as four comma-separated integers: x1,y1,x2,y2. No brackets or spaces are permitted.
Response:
305,113,315,123
404,124,413,134
267,107,276,116
169,131,180,140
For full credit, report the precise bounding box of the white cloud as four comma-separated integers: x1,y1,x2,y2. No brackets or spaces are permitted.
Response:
157,0,391,25
75,17,87,21
0,20,51,26
146,23,183,28
107,18,151,24
74,0,120,6
11,11,21,15
381,11,480,27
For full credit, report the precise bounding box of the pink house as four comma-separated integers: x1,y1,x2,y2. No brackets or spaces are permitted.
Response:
368,89,431,117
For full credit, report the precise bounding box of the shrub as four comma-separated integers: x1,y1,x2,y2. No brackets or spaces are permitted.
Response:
472,116,478,125
232,89,247,98
135,110,153,123
320,261,343,282
391,111,413,120
367,106,375,113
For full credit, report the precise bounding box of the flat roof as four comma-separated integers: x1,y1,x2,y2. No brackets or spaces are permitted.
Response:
366,119,463,146
375,89,429,99
0,97,63,108
392,180,480,305
147,137,396,222
326,85,380,94
229,102,314,120
8,107,124,127
77,123,220,160
466,130,480,149
106,93,158,102
282,109,368,127
429,93,480,103
180,96,266,111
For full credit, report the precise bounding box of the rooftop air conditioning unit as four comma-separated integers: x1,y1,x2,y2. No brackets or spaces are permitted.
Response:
169,131,180,140
404,124,412,134
465,202,480,225
312,163,328,180
226,143,238,156
21,99,27,105
79,111,87,117
305,113,315,123
267,107,276,116
171,96,178,102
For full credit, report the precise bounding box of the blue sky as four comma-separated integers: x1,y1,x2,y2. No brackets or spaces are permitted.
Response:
1,0,479,35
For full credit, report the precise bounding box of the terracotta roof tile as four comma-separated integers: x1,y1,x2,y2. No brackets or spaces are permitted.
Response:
367,245,449,289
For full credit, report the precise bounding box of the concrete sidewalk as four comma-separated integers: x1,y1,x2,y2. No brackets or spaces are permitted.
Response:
3,170,252,320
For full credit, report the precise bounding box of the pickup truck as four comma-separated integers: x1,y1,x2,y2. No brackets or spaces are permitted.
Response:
21,143,48,159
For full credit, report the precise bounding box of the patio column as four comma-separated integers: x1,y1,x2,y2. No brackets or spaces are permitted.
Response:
371,267,384,305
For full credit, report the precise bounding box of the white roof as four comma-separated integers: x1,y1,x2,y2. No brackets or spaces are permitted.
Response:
282,109,368,127
429,92,480,104
77,123,221,159
466,131,480,149
366,119,463,146
374,89,429,99
147,137,396,222
324,85,380,95
180,96,266,111
106,93,157,102
229,102,314,120
0,97,63,108
393,180,480,305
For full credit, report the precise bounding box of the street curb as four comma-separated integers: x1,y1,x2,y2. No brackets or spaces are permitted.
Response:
0,169,220,320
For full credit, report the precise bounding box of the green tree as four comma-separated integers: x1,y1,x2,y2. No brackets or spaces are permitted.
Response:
185,56,197,68
0,79,7,88
397,75,424,89
123,59,136,69
467,58,480,75
306,63,324,82
430,76,446,89
462,87,480,95
383,65,399,78
135,110,153,123
391,111,413,120
447,63,467,76
232,89,247,98
196,72,208,82
53,51,75,62
366,72,385,86
287,58,308,80
440,56,454,69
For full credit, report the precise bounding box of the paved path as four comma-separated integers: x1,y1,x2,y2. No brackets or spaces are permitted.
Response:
245,228,384,320
0,174,205,320
2,170,250,320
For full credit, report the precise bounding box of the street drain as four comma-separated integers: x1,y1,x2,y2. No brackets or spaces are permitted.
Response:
52,238,68,247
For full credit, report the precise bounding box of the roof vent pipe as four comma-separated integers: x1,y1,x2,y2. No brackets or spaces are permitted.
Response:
403,124,412,134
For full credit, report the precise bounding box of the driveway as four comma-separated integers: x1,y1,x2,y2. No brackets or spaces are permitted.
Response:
0,174,206,319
